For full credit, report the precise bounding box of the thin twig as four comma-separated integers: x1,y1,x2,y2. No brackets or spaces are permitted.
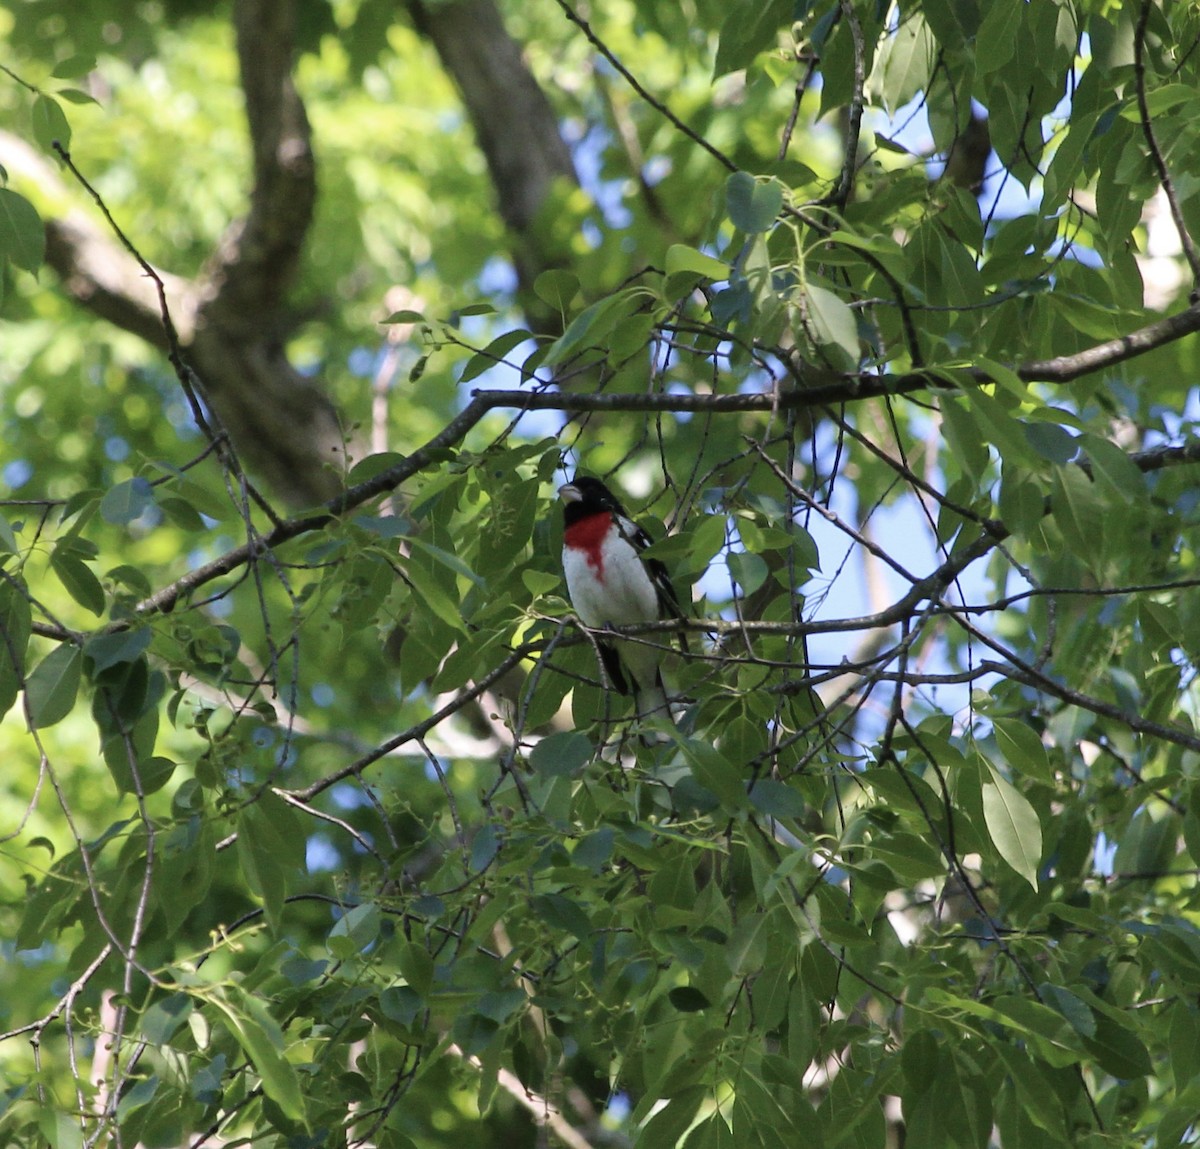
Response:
552,0,737,173
1135,0,1200,293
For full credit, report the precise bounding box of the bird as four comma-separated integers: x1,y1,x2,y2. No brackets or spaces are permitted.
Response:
559,475,688,725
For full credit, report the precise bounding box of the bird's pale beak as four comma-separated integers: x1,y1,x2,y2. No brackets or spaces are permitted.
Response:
558,483,582,503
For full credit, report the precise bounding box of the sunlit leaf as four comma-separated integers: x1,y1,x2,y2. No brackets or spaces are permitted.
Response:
804,283,859,370
665,244,729,282
980,760,1042,890
208,989,308,1127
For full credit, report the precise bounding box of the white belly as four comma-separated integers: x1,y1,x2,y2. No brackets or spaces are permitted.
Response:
562,532,659,628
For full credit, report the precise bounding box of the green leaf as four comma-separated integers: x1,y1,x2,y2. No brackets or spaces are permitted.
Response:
665,244,729,281
867,10,936,109
84,628,152,673
0,188,46,274
100,477,157,526
726,172,783,233
26,644,82,728
453,301,497,319
459,329,532,384
1048,292,1124,340
380,985,422,1025
479,471,539,573
804,283,859,370
992,718,1053,784
51,54,97,79
728,549,768,595
647,856,698,911
681,739,746,809
328,902,381,957
747,778,807,818
208,989,308,1127
50,549,106,615
402,556,466,634
1080,433,1143,503
666,986,711,1012
0,579,31,719
1050,464,1105,571
542,290,642,369
975,356,1029,401
522,569,559,597
32,94,71,153
529,730,593,777
662,513,726,582
1169,1004,1200,1092
55,88,99,107
533,268,579,312
993,1044,1068,1138
980,761,1042,890
140,993,193,1045
966,390,1039,468
1024,421,1078,465
1043,110,1101,210
138,755,175,795
714,0,791,76
381,308,425,325
238,793,305,935
938,396,991,480
1122,82,1196,120
397,940,434,997
407,536,482,585
530,892,592,940
1080,1012,1152,1079
974,3,1023,76
1039,983,1095,1038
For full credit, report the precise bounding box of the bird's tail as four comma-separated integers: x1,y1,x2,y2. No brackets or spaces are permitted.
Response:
635,678,674,729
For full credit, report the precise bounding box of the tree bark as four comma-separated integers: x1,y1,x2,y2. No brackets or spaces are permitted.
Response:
187,0,344,506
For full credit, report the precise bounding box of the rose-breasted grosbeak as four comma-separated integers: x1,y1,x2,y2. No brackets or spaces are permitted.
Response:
559,476,688,722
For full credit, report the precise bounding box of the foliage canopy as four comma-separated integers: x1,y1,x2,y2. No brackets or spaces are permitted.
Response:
4,1,1200,1147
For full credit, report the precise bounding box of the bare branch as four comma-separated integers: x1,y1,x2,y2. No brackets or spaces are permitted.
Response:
552,0,737,174
201,0,317,329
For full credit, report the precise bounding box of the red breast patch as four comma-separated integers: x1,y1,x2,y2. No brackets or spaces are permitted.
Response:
564,511,612,579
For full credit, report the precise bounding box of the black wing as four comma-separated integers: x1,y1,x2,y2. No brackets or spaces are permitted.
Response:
615,513,690,653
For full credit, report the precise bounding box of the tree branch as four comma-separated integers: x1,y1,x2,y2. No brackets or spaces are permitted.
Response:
180,0,344,506
552,0,736,174
2,1,344,508
101,358,1200,626
200,0,317,332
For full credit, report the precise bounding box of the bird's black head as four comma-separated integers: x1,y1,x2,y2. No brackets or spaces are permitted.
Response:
558,475,628,525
